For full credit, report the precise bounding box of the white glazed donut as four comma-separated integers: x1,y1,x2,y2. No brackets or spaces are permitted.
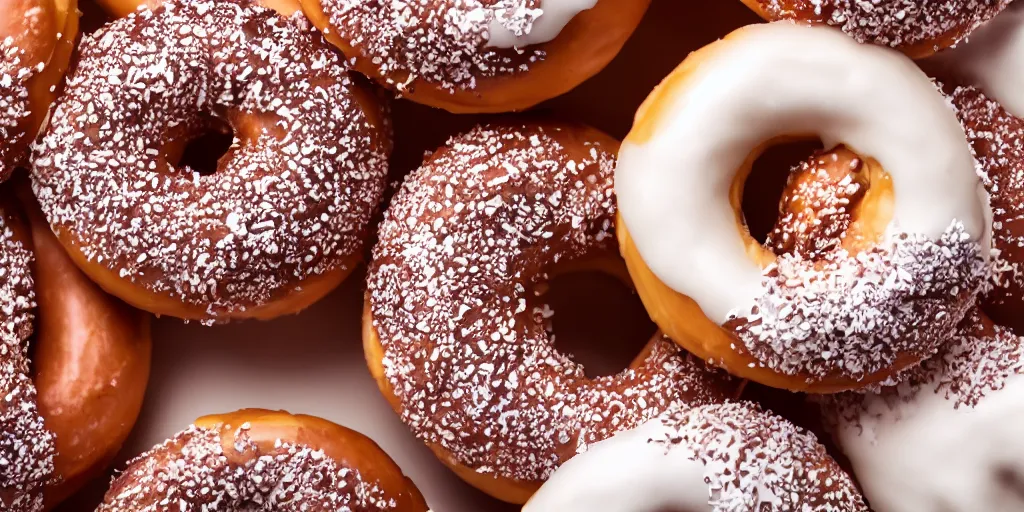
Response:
524,401,868,512
615,21,991,391
821,310,1024,512
931,4,1024,119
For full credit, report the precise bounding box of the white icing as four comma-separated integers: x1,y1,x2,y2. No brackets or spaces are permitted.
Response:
486,0,598,48
930,6,1024,118
615,22,986,322
835,374,1024,512
522,417,713,512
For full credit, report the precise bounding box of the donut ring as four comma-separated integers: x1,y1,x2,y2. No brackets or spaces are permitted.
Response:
31,0,391,322
0,188,150,511
739,0,1010,59
0,0,79,181
924,7,1024,332
298,0,651,113
96,409,429,511
820,310,1024,512
365,122,735,503
525,401,867,512
616,22,990,393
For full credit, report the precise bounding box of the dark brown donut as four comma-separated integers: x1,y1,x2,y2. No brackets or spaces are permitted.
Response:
943,85,1024,332
31,0,391,322
365,122,735,503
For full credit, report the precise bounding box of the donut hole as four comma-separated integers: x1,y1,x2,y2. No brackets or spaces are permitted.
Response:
740,139,824,247
740,139,894,260
538,268,656,379
168,118,236,177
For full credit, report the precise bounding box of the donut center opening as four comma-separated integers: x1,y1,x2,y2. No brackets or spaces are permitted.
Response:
740,139,824,247
538,264,656,379
737,139,893,261
167,117,236,176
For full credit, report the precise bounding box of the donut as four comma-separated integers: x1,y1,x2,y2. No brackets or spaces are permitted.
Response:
820,309,1024,512
764,146,872,260
0,0,78,181
297,0,651,113
31,0,392,323
365,122,736,503
615,22,990,393
524,401,867,511
0,187,150,511
923,7,1024,332
96,409,429,511
94,0,301,21
739,0,1010,58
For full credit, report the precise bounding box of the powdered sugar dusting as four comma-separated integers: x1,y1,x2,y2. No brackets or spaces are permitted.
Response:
319,0,545,92
97,423,401,511
730,221,986,381
650,402,867,512
754,0,1009,52
0,7,46,182
0,212,55,512
31,0,390,318
367,123,730,482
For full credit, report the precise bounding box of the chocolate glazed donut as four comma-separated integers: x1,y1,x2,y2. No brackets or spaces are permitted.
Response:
0,185,150,511
739,0,1009,58
298,0,652,113
365,122,735,503
31,0,391,323
912,6,1024,333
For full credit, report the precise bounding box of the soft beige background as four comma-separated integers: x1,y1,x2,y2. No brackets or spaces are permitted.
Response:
57,1,765,510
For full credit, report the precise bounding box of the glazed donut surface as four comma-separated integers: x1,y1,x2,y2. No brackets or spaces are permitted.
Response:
31,0,391,321
525,401,867,512
366,122,733,502
741,0,1010,58
97,409,428,512
616,22,989,391
821,310,1024,512
298,0,651,112
0,190,151,511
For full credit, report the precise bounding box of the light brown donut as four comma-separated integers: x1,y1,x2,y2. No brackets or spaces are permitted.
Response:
365,122,736,503
97,409,429,512
0,0,78,181
0,187,150,511
298,0,652,113
616,23,988,393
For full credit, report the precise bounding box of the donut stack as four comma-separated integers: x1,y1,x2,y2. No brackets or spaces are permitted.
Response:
1,0,1023,510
